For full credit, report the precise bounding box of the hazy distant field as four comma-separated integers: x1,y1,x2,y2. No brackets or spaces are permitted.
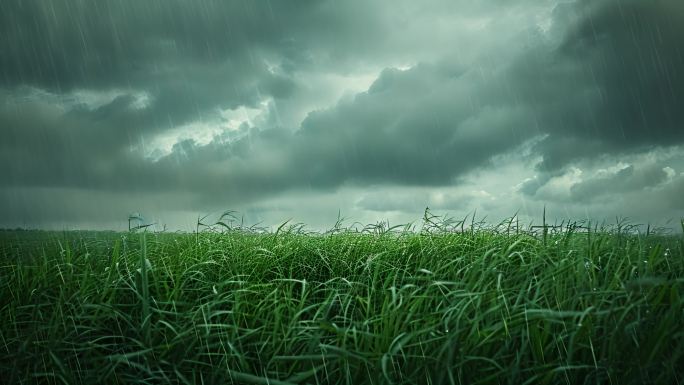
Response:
1,219,683,384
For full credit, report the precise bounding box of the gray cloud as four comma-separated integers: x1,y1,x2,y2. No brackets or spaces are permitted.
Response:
527,0,684,172
1,0,546,193
1,0,683,229
288,64,534,186
569,164,671,201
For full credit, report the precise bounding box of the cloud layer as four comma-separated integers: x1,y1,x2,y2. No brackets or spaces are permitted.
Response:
1,0,683,229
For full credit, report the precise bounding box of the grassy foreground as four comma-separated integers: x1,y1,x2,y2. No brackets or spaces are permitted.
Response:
1,220,683,384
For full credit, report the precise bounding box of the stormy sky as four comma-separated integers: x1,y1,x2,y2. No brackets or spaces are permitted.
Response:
1,0,683,231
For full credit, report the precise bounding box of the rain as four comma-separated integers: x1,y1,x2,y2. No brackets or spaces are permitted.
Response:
0,0,683,230
2,2,684,384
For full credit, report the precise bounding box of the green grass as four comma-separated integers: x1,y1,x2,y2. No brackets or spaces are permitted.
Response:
1,217,683,384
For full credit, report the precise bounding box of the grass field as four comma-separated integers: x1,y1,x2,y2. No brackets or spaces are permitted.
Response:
1,215,683,384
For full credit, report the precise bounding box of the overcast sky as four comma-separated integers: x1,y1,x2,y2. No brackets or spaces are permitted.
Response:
1,0,683,231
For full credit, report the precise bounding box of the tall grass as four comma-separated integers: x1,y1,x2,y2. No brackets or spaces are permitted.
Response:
1,217,683,384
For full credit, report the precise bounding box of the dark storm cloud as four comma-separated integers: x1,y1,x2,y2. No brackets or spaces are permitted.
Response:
569,164,671,201
0,0,388,198
280,0,684,191
288,64,535,186
522,0,684,176
0,0,395,140
0,93,153,190
1,0,544,196
236,0,684,192
141,61,538,198
1,0,684,228
0,0,380,89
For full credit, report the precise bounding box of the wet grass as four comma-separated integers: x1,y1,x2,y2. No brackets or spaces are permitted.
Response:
1,218,683,384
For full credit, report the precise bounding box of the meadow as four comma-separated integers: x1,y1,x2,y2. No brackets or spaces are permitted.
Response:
1,214,683,384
